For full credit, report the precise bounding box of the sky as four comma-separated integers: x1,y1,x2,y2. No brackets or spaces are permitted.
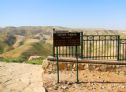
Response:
0,0,126,29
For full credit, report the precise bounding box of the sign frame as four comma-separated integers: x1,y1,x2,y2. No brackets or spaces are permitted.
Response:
53,29,81,83
53,31,81,46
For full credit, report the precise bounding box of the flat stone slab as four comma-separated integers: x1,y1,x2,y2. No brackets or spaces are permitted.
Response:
0,62,45,92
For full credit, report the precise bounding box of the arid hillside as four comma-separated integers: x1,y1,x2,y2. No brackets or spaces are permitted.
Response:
0,26,126,64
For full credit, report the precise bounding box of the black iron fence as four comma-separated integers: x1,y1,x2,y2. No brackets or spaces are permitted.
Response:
82,35,120,60
119,39,126,60
53,34,126,61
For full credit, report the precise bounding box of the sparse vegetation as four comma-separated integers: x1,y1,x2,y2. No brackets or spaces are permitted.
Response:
0,26,126,64
0,41,7,54
0,56,25,63
26,58,43,65
5,35,16,46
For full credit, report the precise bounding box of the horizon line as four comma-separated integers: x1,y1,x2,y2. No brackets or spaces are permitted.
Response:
0,25,126,31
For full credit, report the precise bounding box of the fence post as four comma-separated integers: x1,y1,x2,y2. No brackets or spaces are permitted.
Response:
117,35,120,61
76,46,79,83
53,28,55,57
53,45,55,57
81,32,83,59
56,46,59,83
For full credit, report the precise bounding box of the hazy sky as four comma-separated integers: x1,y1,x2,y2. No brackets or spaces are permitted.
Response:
0,0,126,29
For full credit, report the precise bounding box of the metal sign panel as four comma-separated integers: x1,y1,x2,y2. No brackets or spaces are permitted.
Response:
53,32,80,46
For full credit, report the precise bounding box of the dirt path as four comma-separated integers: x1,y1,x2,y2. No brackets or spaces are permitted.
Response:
0,62,45,92
1,62,126,92
43,68,126,92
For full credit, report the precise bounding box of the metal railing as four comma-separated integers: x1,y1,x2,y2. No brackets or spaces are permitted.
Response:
53,34,126,61
82,35,119,60
119,39,126,60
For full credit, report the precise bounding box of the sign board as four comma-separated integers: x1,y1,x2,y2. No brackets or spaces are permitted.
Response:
53,32,80,46
53,30,81,83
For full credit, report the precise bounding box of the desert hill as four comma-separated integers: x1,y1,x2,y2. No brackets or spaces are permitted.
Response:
0,26,126,63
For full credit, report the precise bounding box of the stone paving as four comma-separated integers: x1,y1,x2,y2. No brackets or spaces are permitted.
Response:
0,62,45,92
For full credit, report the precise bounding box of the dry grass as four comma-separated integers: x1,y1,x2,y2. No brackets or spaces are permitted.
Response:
1,39,40,58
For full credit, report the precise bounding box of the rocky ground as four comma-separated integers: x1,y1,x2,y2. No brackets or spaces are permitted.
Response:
0,62,45,92
0,62,126,92
43,64,126,92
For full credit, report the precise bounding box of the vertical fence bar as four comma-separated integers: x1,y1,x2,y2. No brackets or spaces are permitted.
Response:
104,36,106,60
63,46,64,57
107,38,109,59
124,43,126,60
76,45,79,83
96,37,97,60
53,32,55,56
102,37,103,59
53,28,55,57
53,45,55,57
72,46,74,57
81,32,83,59
87,36,88,58
90,40,92,59
99,36,100,60
83,39,85,58
123,43,124,60
117,36,120,61
93,36,94,59
59,46,60,57
83,36,86,58
113,39,115,59
69,46,70,57
56,46,59,83
124,43,125,60
110,38,112,59
66,46,67,57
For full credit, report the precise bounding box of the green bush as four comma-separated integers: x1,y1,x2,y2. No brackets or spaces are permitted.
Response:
0,56,25,63
26,59,43,65
0,56,43,65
